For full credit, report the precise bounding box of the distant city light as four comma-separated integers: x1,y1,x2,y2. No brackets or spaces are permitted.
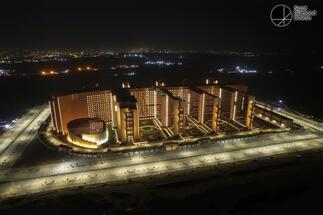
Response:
0,69,10,76
235,66,257,73
144,60,181,66
4,124,10,129
116,64,139,69
41,70,58,76
123,53,145,58
278,100,283,104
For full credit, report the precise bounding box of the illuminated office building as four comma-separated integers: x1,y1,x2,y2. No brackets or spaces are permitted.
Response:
49,83,256,148
111,90,140,143
155,88,186,135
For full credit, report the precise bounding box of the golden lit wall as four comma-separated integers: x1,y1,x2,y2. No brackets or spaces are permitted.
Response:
130,88,158,119
56,93,89,134
86,91,112,122
52,91,112,134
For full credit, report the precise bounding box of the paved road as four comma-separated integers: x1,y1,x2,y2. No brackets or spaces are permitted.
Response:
0,108,40,154
0,130,319,182
256,101,323,131
1,136,323,199
0,105,50,169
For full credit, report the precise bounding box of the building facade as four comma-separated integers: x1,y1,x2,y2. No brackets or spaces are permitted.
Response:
50,83,256,146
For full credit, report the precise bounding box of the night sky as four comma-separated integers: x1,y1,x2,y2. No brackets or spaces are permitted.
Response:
0,0,321,52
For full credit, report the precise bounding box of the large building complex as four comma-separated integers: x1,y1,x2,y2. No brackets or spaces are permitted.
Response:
49,83,257,149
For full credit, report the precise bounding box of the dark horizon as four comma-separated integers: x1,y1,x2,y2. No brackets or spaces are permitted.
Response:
0,0,322,52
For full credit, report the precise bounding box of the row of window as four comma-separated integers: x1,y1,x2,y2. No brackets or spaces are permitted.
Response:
86,93,112,122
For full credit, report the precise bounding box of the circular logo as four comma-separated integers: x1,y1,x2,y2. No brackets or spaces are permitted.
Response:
270,4,293,27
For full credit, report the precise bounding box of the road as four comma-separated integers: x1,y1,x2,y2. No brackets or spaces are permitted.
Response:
1,135,323,199
0,102,322,200
0,130,319,182
256,101,323,131
0,105,50,169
